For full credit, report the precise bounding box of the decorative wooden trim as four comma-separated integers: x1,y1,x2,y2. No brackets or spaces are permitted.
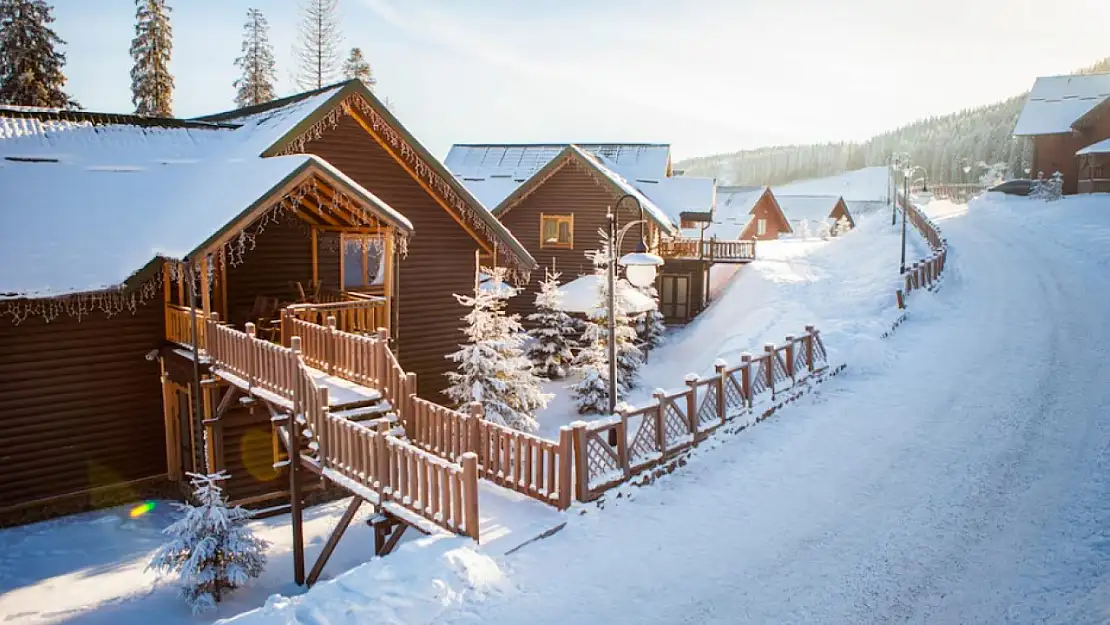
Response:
539,213,575,250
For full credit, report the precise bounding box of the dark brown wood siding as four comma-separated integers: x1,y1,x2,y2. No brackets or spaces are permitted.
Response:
1032,134,1082,195
498,160,645,322
0,298,166,512
740,192,791,240
224,213,315,326
657,259,707,324
303,114,482,399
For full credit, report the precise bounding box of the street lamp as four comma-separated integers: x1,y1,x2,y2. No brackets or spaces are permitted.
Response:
891,152,911,226
899,165,928,274
605,194,664,415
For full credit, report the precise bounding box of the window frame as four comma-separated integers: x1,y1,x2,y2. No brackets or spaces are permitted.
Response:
539,213,574,249
340,233,385,290
756,218,768,236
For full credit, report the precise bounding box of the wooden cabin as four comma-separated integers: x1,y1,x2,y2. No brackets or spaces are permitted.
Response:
1013,73,1110,195
443,143,756,325
1077,139,1110,193
707,186,792,241
773,194,855,235
0,82,535,523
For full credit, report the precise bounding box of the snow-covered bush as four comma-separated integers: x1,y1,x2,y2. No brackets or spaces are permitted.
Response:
147,472,268,615
799,219,811,240
978,161,1008,187
817,220,832,240
525,269,579,380
445,266,550,432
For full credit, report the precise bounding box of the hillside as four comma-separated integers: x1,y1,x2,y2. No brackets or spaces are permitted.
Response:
679,57,1110,186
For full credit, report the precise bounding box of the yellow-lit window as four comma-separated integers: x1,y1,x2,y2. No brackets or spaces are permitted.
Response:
540,214,574,249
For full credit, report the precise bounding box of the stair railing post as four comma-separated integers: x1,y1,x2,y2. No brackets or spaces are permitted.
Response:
245,322,257,391
325,316,337,375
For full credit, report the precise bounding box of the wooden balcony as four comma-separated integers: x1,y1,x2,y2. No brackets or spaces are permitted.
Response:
658,237,756,264
281,292,389,345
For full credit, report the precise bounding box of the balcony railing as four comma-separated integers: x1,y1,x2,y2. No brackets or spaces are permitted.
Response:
659,237,756,262
282,293,389,344
165,304,211,352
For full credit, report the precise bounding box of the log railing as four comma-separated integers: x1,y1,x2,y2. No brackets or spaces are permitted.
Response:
573,326,828,502
895,194,949,309
202,315,480,539
658,237,757,262
165,304,210,352
283,294,388,340
407,397,574,509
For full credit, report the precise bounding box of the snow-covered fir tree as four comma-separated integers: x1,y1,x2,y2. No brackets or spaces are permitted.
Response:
817,220,832,239
0,0,79,108
294,0,342,90
633,283,665,352
570,321,611,414
444,267,550,432
1030,171,1047,199
525,268,579,380
130,0,174,116
147,472,268,615
232,8,276,107
343,46,375,89
834,215,852,236
1046,171,1064,201
798,219,811,240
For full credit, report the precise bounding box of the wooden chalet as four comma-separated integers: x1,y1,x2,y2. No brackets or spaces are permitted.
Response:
1077,138,1110,193
0,81,536,526
1013,72,1110,194
772,194,855,234
706,186,793,241
443,143,757,324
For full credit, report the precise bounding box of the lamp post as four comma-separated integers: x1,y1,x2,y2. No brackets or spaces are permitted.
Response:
605,194,664,415
891,152,910,226
899,165,928,274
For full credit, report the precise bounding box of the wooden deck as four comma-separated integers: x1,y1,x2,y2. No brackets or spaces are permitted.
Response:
659,237,756,264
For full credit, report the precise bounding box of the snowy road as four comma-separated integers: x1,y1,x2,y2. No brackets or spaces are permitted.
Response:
441,196,1110,624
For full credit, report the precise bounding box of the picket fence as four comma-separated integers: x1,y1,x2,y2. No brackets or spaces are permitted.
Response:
896,196,949,309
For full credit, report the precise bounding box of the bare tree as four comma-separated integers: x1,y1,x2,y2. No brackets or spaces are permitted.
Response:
233,8,277,107
293,0,342,91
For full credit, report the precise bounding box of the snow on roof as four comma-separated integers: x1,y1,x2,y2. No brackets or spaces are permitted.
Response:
1013,73,1110,136
700,186,764,239
584,150,676,233
0,154,405,300
450,172,528,211
1077,138,1110,155
556,275,656,316
772,166,890,202
197,86,344,156
773,194,842,224
631,175,716,224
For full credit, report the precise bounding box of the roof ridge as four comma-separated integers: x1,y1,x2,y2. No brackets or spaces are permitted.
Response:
193,80,353,122
0,106,239,130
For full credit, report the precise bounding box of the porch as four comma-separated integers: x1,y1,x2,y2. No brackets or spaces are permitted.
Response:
658,237,757,264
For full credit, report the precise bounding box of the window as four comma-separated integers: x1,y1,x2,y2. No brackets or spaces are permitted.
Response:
342,235,385,289
680,218,698,229
540,214,574,249
757,219,767,236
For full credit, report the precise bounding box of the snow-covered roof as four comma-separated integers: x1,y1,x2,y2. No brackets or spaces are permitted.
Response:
630,175,716,224
555,275,656,316
700,186,765,239
0,155,343,299
772,166,890,203
584,150,677,233
1013,73,1110,136
1077,138,1110,155
444,143,672,211
773,194,843,224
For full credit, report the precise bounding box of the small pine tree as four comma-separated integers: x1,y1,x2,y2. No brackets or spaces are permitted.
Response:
148,472,268,615
799,219,811,240
294,0,342,90
444,267,550,432
130,0,174,116
570,322,611,414
0,0,79,108
526,269,579,380
1030,171,1046,199
343,46,376,89
1046,171,1064,201
817,219,832,239
633,284,665,352
233,8,277,107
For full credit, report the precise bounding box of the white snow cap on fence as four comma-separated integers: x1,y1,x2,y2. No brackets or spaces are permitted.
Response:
555,275,656,315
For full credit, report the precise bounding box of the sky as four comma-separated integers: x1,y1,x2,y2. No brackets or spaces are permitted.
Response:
52,0,1110,161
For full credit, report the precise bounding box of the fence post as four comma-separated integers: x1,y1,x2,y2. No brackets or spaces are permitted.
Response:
652,389,667,453
714,359,728,423
316,387,330,467
280,308,290,347
571,421,588,502
557,425,573,509
784,335,796,378
467,402,483,458
896,289,905,309
325,315,337,375
460,452,480,541
803,325,817,372
616,409,630,477
763,344,776,391
684,374,699,437
740,353,752,406
402,371,418,435
375,429,388,493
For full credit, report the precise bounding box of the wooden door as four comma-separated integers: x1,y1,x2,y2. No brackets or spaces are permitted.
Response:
659,274,691,322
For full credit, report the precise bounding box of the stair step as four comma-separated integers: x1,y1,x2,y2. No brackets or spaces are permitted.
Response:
330,401,394,422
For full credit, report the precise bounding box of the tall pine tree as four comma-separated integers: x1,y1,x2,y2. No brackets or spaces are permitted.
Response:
294,0,341,91
0,0,79,108
130,0,173,116
233,8,276,107
343,46,375,88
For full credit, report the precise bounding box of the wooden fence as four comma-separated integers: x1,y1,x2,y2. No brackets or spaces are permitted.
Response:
572,326,828,501
896,195,949,309
165,304,210,352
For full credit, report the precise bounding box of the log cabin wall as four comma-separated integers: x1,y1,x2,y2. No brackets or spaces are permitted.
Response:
0,296,167,522
740,193,791,240
302,114,483,399
498,161,650,322
1032,134,1082,195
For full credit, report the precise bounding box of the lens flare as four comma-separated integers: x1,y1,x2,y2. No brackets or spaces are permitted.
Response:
129,501,156,518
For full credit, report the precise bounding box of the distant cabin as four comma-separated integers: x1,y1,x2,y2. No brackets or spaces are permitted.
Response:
700,187,792,241
1013,72,1110,194
772,194,855,235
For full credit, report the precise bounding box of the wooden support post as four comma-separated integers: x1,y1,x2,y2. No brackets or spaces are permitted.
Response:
306,496,363,587
740,353,752,406
404,372,418,433
467,402,483,457
784,335,796,378
803,326,816,372
383,231,394,335
684,375,699,436
460,452,480,541
199,256,211,317
311,227,319,288
896,289,905,309
616,409,630,477
219,247,228,320
571,421,588,502
652,389,667,453
288,372,305,586
763,344,776,391
557,425,573,509
162,262,172,303
714,360,728,423
326,315,337,375
176,262,185,306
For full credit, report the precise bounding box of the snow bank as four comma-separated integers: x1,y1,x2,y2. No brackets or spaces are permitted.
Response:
216,536,506,625
556,275,656,315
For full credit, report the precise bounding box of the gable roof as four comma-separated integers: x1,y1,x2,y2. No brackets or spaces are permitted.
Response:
630,175,716,225
773,194,847,224
0,153,410,300
698,186,785,239
491,145,677,235
1078,138,1110,155
1013,72,1110,136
